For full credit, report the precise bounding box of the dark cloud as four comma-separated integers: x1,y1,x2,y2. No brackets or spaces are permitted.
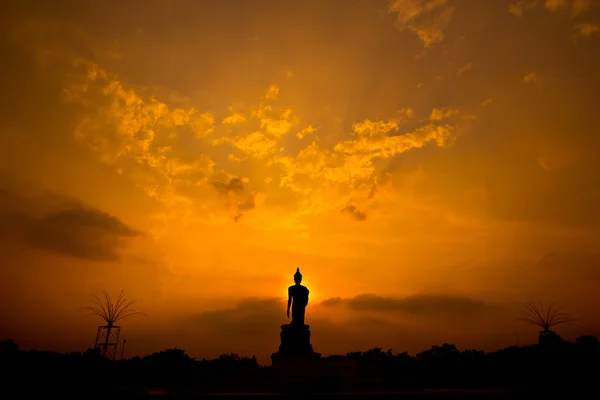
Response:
187,296,394,340
321,294,487,317
234,195,256,222
210,177,245,195
347,314,391,327
209,177,256,222
538,251,600,282
341,204,367,221
320,296,344,307
182,297,405,361
39,207,139,236
0,187,142,262
172,294,511,363
189,297,283,336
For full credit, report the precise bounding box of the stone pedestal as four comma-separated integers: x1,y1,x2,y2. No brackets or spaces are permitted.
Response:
271,324,322,390
271,324,321,365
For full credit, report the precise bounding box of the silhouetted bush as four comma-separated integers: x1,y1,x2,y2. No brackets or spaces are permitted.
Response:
2,337,600,395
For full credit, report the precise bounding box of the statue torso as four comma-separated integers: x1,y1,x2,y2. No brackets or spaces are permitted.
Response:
289,284,309,305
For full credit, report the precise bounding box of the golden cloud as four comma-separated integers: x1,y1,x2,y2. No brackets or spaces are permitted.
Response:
265,84,279,100
296,125,319,140
430,107,459,121
388,0,454,47
222,112,247,125
571,0,592,16
523,72,543,88
544,0,567,11
513,0,593,22
574,23,600,41
214,131,281,160
61,56,472,228
509,0,539,17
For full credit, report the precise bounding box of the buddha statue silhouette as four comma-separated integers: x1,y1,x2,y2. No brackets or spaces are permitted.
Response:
272,267,319,362
287,268,309,326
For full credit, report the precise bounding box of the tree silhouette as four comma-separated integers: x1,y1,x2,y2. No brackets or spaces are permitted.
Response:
519,302,570,332
80,290,145,326
79,290,145,356
519,301,570,345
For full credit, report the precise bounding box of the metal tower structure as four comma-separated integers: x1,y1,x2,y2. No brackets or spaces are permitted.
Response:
121,339,127,360
94,325,121,360
80,290,145,360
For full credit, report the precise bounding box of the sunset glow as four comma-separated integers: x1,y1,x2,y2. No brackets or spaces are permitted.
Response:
1,0,599,364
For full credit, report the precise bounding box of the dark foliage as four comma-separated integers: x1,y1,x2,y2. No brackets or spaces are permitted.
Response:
1,337,600,397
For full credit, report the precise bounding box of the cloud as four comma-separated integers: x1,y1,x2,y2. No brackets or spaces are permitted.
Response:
523,72,543,88
60,61,222,220
214,131,280,160
0,187,142,262
321,294,488,317
544,0,567,11
268,107,462,219
574,23,600,41
38,19,482,234
222,112,247,125
257,107,299,137
209,177,257,222
571,0,592,16
209,176,246,195
511,0,596,43
543,0,592,17
429,107,459,121
388,0,455,47
189,294,487,340
189,297,283,336
514,0,592,19
296,125,318,140
509,0,539,17
334,121,455,157
538,251,600,282
3,0,600,363
61,62,305,225
320,297,345,307
456,63,472,76
180,297,411,361
164,155,215,178
193,113,216,138
341,204,368,221
65,60,209,166
265,84,279,100
39,31,485,233
348,314,392,327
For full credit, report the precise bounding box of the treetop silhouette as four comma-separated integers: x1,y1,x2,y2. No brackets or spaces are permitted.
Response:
79,289,146,326
518,301,571,333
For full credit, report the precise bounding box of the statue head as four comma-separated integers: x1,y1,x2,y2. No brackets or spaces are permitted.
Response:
294,268,302,284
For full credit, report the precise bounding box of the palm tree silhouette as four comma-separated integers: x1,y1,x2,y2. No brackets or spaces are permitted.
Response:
79,290,145,357
518,301,571,345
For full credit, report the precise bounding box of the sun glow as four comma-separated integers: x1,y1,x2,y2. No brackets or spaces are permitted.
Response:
1,0,599,364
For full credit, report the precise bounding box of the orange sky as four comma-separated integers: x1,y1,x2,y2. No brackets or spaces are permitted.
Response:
1,0,599,364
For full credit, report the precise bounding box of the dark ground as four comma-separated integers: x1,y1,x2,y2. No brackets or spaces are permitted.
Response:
2,338,599,399
54,388,585,400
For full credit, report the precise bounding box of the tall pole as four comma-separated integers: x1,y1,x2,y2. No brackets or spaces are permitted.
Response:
121,339,127,360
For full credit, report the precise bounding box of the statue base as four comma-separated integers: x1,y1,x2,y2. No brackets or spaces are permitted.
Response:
271,324,323,390
271,324,321,364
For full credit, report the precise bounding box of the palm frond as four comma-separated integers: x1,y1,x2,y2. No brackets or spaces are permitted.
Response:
79,290,145,325
518,301,571,331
